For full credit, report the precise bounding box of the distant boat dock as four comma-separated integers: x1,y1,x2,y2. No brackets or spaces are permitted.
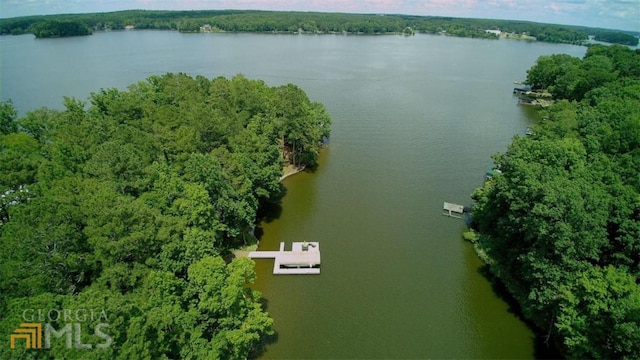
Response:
443,202,465,219
249,242,321,275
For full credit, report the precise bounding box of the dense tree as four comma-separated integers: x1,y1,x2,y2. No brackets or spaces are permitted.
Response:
0,100,18,135
527,45,638,102
525,54,581,91
472,45,640,358
0,73,329,359
593,31,639,46
29,20,92,38
556,266,640,359
0,132,41,193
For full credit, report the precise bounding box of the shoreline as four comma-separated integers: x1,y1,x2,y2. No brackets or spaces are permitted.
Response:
232,165,305,259
231,243,258,259
279,164,306,181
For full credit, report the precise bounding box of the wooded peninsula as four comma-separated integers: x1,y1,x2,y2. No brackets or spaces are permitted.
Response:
0,74,331,359
1,9,638,45
469,44,640,358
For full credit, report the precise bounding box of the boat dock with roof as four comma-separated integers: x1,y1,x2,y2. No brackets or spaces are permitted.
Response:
248,242,321,274
443,202,465,218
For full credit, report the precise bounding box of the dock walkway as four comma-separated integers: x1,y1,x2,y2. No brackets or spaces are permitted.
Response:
248,242,321,275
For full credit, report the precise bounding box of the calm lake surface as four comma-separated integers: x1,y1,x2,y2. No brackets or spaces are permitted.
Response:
1,31,586,358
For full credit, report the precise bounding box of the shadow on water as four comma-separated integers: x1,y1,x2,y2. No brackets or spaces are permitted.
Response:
303,161,320,174
253,163,319,239
476,265,565,360
254,194,285,241
248,296,279,359
256,184,287,225
222,183,288,258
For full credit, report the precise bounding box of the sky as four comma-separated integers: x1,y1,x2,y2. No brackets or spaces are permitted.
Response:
1,0,639,32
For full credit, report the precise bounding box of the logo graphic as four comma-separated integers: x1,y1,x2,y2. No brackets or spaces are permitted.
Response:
10,323,42,349
10,309,112,350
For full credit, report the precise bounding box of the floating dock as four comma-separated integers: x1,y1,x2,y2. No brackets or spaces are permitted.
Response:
443,202,464,218
248,242,320,275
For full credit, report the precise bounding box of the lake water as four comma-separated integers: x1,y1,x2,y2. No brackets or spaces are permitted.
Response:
1,31,586,358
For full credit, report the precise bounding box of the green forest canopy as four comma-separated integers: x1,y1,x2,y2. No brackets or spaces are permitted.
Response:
0,73,331,359
1,9,637,44
29,20,93,38
472,45,640,358
593,31,639,46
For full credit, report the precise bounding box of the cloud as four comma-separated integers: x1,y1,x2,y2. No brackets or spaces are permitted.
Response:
548,2,562,12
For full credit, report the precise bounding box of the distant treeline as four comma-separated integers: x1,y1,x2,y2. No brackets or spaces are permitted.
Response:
593,31,639,46
1,9,636,44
